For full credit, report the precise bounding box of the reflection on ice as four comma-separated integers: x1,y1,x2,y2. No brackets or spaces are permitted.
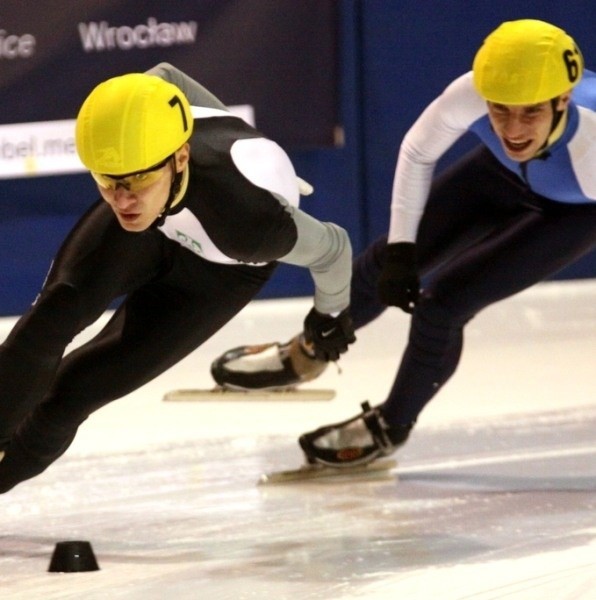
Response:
1,281,595,599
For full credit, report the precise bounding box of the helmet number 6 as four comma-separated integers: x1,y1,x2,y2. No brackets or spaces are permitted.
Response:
563,48,582,83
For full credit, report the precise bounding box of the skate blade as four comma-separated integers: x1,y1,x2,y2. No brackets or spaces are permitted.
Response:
163,387,335,402
258,458,397,484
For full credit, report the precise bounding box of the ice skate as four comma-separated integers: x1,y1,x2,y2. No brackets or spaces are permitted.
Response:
299,401,412,468
258,456,397,484
210,334,327,391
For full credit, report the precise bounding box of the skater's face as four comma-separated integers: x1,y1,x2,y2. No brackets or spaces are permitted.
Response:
487,93,571,162
95,144,190,232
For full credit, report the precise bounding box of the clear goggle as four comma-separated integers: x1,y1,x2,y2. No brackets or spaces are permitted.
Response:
91,155,172,193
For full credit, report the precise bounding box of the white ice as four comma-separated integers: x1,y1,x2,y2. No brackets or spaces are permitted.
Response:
1,280,595,600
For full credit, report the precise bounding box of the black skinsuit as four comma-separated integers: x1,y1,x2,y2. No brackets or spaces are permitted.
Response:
0,65,351,492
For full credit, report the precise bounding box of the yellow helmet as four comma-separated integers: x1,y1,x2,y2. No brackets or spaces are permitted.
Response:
76,73,193,175
472,19,583,105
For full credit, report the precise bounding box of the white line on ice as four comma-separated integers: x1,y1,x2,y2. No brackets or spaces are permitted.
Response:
398,445,596,474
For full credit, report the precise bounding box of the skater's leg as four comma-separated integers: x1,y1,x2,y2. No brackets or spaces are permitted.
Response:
298,200,596,468
348,237,387,328
0,202,165,448
382,200,596,426
0,256,274,492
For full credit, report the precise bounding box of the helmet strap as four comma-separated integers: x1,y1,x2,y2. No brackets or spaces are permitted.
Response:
536,97,567,156
549,97,565,135
153,156,183,228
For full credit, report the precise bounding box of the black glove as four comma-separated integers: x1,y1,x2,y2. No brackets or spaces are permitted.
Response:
303,307,356,362
377,242,420,313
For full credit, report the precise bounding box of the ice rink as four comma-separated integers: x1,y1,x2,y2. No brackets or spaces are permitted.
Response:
1,279,595,600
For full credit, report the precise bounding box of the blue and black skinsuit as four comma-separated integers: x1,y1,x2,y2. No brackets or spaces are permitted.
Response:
351,70,596,427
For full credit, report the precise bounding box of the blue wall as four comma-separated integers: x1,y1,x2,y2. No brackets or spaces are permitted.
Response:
1,0,595,315
266,0,596,299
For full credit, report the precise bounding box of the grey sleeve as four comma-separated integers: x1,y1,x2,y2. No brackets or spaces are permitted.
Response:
150,64,352,314
279,206,352,315
146,62,229,111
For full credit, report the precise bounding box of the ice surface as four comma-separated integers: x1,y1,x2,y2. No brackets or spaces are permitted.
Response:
1,280,595,599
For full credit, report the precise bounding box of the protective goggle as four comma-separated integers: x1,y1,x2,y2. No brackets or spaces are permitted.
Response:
91,155,172,193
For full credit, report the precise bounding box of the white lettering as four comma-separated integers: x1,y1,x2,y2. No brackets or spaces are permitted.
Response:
134,24,152,48
78,22,106,51
116,26,135,50
0,30,36,59
78,18,197,52
0,120,82,179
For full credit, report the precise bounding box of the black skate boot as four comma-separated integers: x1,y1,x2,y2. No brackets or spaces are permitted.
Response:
299,401,412,467
210,335,327,391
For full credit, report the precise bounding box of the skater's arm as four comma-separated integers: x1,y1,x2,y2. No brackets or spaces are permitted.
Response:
279,208,352,316
388,72,485,243
225,132,352,315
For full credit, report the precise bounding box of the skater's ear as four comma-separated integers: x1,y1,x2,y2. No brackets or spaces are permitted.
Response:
174,143,190,173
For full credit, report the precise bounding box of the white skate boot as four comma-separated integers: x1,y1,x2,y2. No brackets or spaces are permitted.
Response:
299,401,413,467
210,334,327,390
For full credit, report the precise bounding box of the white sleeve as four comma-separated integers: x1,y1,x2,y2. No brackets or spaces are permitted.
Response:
231,138,300,208
388,72,487,243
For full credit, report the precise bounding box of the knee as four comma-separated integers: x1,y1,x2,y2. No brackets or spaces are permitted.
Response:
409,295,469,353
415,292,473,329
34,282,82,318
0,436,50,494
10,283,84,351
0,283,85,366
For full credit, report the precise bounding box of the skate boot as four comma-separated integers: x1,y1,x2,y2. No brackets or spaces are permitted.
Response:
210,334,327,390
299,401,412,467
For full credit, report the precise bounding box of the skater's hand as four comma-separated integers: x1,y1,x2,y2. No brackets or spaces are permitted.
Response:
303,307,356,361
377,242,419,313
